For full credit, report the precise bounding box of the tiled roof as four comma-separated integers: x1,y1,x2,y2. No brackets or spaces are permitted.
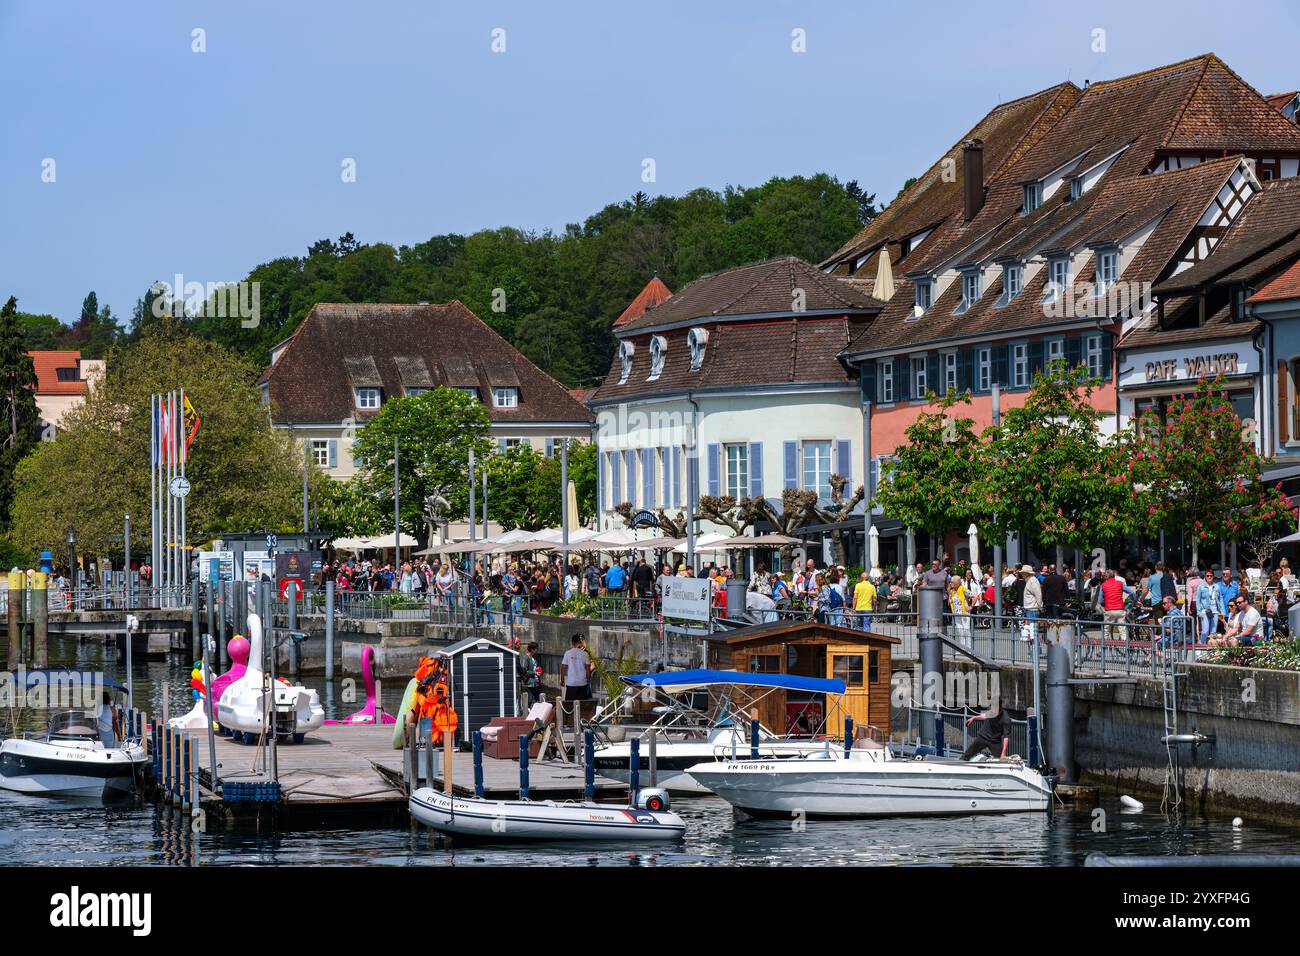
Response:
613,277,673,328
589,315,870,403
822,82,1081,274
28,350,87,395
614,256,883,334
1250,258,1300,304
1159,57,1300,152
1266,92,1299,109
843,157,1245,356
262,302,591,425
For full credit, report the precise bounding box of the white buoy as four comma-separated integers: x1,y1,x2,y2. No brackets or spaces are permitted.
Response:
1233,817,1243,829
1120,794,1144,811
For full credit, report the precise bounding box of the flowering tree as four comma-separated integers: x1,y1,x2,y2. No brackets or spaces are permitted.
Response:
985,361,1136,562
1128,376,1297,567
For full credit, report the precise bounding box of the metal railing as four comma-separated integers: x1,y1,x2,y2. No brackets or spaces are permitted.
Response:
2,585,191,613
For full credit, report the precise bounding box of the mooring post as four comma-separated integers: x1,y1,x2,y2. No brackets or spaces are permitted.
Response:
202,637,219,795
584,730,595,800
216,581,228,670
190,579,200,660
648,731,658,787
287,583,300,678
423,719,434,789
181,734,191,811
402,721,413,795
844,715,854,758
935,713,945,756
324,579,336,682
472,730,484,798
6,571,22,668
1028,711,1041,766
1047,629,1075,781
629,736,640,804
31,571,48,669
918,584,945,750
750,718,760,759
518,734,530,800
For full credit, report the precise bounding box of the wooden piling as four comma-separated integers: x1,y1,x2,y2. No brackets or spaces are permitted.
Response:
6,571,22,668
31,572,48,669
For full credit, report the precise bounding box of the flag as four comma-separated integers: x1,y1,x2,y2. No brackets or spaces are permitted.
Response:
152,395,161,466
159,395,172,466
183,393,200,452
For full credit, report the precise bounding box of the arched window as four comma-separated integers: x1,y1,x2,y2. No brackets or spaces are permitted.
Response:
687,327,709,370
648,336,667,380
618,340,635,384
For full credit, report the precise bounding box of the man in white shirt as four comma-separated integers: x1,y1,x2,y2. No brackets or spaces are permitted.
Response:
560,634,592,715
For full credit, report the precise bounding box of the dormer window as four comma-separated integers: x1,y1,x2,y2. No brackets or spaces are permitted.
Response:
618,341,635,384
687,327,709,370
1095,250,1118,295
913,278,933,316
1022,182,1042,215
356,387,380,409
492,386,519,408
1043,256,1070,302
647,335,667,380
407,387,429,397
1068,177,1083,202
959,270,982,311
1004,263,1023,300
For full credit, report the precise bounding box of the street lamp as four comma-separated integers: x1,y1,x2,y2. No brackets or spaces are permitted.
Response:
66,527,77,585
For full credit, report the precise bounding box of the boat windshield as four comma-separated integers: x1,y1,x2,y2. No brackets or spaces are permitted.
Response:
47,710,100,740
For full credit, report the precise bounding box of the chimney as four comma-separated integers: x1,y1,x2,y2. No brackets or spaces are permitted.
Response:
963,138,985,222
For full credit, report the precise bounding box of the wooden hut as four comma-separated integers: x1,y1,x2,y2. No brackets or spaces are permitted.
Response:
706,620,898,738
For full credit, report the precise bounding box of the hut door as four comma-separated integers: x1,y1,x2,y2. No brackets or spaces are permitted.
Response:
825,645,871,733
462,653,505,745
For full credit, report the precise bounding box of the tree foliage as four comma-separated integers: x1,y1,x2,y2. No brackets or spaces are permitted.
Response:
0,295,41,533
872,388,988,540
986,360,1136,552
1127,376,1297,559
351,388,492,544
9,320,306,557
180,174,866,387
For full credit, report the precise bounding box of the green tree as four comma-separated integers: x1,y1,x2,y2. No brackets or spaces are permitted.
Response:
987,360,1136,561
9,320,305,557
872,388,989,545
313,476,386,539
0,296,41,532
17,311,65,350
1128,376,1297,567
352,388,492,545
64,291,121,358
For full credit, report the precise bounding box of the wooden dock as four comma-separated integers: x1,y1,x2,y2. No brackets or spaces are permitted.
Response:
173,722,626,828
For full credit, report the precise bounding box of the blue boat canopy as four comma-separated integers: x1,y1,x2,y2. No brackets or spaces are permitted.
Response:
621,669,846,696
13,670,129,694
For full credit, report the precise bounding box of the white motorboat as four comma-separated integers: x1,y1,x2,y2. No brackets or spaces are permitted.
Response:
0,671,147,796
213,613,324,743
686,738,1053,818
592,670,849,794
409,787,686,841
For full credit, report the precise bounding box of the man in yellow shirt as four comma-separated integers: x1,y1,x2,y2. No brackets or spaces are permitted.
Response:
852,572,877,632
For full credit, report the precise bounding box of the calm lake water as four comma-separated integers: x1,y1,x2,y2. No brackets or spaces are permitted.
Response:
2,634,1298,867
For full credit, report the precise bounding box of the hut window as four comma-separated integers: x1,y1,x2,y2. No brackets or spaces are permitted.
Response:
869,649,879,683
749,654,781,674
832,654,865,686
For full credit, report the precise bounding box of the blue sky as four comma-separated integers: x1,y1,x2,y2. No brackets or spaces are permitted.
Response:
3,0,1298,323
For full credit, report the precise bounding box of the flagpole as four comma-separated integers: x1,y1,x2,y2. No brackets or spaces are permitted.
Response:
150,393,157,595
168,390,176,590
180,388,187,586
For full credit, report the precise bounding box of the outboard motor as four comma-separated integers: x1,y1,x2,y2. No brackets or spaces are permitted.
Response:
636,788,671,812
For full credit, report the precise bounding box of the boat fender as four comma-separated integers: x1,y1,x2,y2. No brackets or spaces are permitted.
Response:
1119,795,1144,811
